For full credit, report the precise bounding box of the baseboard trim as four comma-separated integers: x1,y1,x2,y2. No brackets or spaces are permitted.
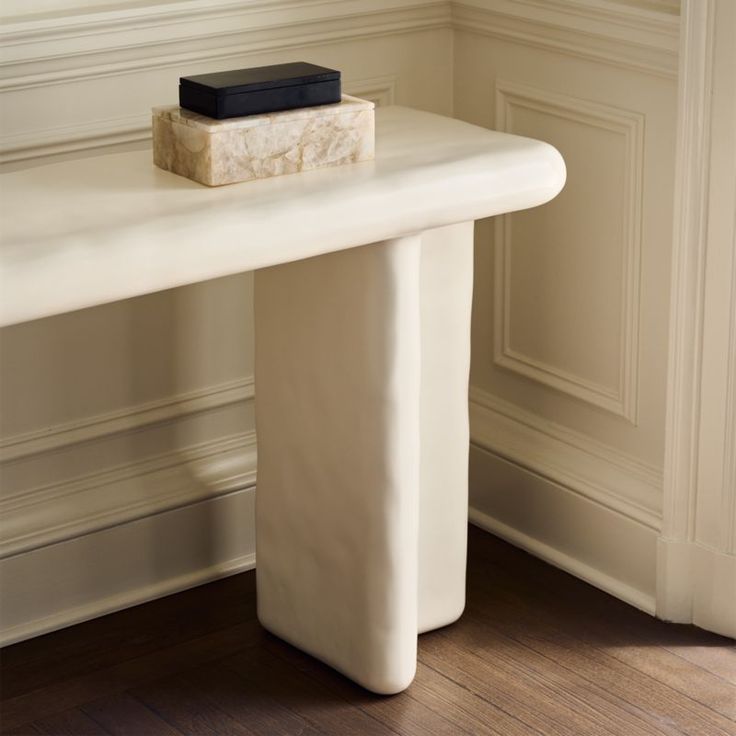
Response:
469,443,658,614
2,443,663,645
469,505,656,614
656,537,736,638
0,77,397,165
1,551,256,649
0,487,257,646
470,387,662,530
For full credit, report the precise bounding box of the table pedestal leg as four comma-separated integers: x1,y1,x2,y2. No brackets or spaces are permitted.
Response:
254,222,473,694
417,222,474,634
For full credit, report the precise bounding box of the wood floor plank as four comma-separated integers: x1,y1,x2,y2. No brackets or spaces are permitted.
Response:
468,590,736,719
662,644,736,685
0,622,260,731
468,525,732,653
81,693,183,735
31,708,110,735
444,607,670,736
130,674,262,736
589,637,736,718
224,646,397,736
466,533,736,720
1,574,256,701
2,526,734,736
182,662,325,736
261,630,478,736
0,724,43,735
455,584,736,736
427,618,677,736
410,660,534,736
420,627,625,736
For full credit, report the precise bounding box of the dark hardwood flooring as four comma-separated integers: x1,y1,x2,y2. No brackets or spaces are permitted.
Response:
1,527,734,735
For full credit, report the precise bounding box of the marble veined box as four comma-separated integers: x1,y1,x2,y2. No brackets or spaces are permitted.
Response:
152,94,374,187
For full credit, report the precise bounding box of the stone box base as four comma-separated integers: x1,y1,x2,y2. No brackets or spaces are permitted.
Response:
152,94,374,187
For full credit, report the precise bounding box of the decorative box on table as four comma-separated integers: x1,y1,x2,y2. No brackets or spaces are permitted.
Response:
152,63,374,187
153,95,374,187
178,62,342,119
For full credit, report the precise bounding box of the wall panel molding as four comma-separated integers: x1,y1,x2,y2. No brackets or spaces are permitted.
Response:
1,373,257,559
469,386,662,529
0,0,453,645
657,0,714,623
0,0,688,642
0,0,448,90
493,81,644,422
723,254,736,554
0,76,396,163
0,0,417,163
0,0,682,163
348,74,397,107
452,0,679,78
0,376,255,463
0,430,257,559
657,0,736,638
0,114,152,165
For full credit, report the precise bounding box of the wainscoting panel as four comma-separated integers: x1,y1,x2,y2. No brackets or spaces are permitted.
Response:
1,0,697,643
0,0,452,643
455,0,679,606
0,0,450,165
494,80,644,421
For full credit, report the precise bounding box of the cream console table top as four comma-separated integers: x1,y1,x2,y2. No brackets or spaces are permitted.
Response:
0,106,564,327
0,106,565,695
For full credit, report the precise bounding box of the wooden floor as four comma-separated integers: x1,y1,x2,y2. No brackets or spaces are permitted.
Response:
1,527,734,736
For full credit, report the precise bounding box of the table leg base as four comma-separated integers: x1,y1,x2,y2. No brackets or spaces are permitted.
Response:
254,222,473,694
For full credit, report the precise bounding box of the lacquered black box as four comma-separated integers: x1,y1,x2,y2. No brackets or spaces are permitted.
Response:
179,62,341,120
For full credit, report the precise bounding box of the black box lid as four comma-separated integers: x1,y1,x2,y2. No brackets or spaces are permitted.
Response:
180,62,340,98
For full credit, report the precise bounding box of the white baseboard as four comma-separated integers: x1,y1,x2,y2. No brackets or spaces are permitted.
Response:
469,387,663,530
690,543,736,638
656,537,736,638
0,486,256,647
1,396,665,643
0,377,259,645
2,445,667,646
469,444,658,614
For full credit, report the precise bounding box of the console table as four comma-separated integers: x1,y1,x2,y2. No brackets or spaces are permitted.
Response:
0,106,565,694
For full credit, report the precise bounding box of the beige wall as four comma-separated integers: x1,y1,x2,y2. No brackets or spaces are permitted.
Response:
0,0,454,643
658,0,736,637
455,0,680,612
8,0,732,643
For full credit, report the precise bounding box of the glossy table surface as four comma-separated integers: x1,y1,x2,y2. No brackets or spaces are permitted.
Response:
0,106,565,327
